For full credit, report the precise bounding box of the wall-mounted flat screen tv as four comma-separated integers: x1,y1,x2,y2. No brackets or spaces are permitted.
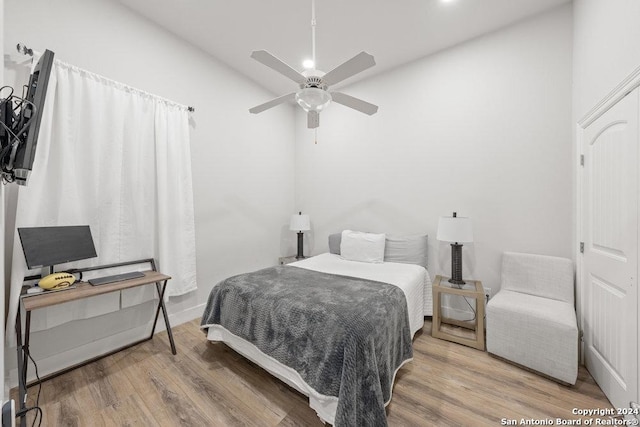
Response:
0,49,55,185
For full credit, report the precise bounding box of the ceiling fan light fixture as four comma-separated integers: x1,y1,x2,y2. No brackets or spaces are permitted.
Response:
295,88,332,112
248,0,378,128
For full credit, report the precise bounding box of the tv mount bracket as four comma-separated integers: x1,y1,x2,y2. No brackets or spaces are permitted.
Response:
0,87,38,184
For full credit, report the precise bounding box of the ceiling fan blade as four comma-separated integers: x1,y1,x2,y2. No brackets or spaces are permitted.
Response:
322,52,376,86
251,50,307,85
249,92,296,114
331,92,378,115
308,111,320,129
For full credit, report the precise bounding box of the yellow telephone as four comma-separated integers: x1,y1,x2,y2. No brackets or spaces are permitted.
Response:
39,272,76,290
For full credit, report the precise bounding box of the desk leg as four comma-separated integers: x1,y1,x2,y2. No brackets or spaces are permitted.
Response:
15,309,27,427
23,311,31,385
150,280,177,355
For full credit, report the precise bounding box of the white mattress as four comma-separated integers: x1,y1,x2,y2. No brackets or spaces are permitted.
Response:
205,253,433,425
289,253,431,335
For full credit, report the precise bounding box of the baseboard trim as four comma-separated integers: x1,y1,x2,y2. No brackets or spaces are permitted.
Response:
153,302,206,333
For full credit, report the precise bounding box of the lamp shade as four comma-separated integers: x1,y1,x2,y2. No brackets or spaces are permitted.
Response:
290,213,310,231
437,215,473,243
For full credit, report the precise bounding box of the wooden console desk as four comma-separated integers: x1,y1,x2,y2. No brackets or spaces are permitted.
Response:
16,263,176,427
22,270,171,312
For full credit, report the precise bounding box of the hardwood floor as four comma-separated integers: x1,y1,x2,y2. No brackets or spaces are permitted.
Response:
12,319,613,426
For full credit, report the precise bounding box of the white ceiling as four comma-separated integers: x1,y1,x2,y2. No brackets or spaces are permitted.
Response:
118,0,570,96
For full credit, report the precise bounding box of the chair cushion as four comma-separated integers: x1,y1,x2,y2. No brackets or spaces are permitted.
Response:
487,290,578,384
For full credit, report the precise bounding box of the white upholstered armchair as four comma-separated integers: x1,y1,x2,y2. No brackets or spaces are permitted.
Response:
486,252,578,385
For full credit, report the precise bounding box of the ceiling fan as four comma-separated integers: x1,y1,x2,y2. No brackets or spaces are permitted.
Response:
249,0,379,129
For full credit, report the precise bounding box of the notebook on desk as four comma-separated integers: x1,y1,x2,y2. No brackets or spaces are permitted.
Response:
89,271,145,286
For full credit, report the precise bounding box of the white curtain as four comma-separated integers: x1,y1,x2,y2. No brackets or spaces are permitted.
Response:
6,59,197,340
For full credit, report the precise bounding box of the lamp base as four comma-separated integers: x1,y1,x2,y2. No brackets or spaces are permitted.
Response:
449,243,465,284
296,232,305,259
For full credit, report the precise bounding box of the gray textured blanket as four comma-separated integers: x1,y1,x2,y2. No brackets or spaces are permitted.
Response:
200,265,413,427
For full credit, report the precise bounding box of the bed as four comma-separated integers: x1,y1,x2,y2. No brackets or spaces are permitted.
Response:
201,235,432,426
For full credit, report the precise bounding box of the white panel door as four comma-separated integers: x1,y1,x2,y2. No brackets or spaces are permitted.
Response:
583,88,639,410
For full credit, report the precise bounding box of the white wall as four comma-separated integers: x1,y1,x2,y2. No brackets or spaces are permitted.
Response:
3,0,295,382
573,0,640,119
294,5,573,292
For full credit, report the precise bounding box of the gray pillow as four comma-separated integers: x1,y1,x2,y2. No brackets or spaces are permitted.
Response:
328,233,342,255
383,234,428,268
330,232,428,267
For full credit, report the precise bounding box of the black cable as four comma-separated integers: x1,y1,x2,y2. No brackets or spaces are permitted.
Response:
16,407,42,427
0,85,15,98
0,92,37,182
26,351,43,427
453,283,477,323
0,121,20,144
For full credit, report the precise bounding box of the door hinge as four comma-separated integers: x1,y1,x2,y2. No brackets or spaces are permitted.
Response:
580,242,584,253
580,154,584,166
579,330,584,342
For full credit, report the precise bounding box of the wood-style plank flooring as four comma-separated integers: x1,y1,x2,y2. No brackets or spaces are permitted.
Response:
12,319,613,426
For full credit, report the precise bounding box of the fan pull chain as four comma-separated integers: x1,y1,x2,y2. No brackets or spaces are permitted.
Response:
314,129,318,144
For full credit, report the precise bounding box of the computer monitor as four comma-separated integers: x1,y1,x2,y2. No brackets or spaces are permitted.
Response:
18,225,97,270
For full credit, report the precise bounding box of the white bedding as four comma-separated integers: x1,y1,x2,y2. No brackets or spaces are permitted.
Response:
206,253,433,425
289,253,432,335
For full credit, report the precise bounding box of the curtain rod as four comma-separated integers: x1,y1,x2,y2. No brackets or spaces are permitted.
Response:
16,42,196,113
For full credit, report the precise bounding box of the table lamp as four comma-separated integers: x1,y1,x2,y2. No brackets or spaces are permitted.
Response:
290,212,311,259
437,212,473,284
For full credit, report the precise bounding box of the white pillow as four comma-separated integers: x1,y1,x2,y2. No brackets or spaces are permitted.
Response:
340,230,386,263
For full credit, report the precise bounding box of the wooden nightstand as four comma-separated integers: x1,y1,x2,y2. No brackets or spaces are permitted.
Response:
279,256,303,265
432,274,485,351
